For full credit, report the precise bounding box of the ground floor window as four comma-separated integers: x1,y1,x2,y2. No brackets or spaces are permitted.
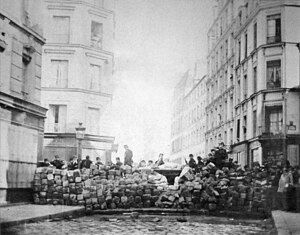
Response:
251,147,262,166
287,144,299,167
263,141,284,166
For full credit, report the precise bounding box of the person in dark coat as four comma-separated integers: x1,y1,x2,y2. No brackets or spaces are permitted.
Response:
218,142,228,160
197,156,204,167
124,145,133,167
155,153,164,167
68,155,78,170
95,157,103,169
80,155,93,169
50,155,63,169
115,157,123,170
188,154,197,169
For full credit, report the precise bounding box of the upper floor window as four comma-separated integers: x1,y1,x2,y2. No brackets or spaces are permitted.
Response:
267,14,281,44
89,64,102,91
243,74,247,98
52,16,70,43
253,66,257,92
87,107,100,135
253,22,257,49
91,21,103,48
47,105,67,132
238,39,241,64
238,11,242,26
244,32,248,58
267,60,281,89
50,60,68,88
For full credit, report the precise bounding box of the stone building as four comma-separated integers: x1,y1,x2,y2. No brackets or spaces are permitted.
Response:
170,66,206,164
0,0,47,203
41,0,115,163
205,0,242,157
206,0,300,167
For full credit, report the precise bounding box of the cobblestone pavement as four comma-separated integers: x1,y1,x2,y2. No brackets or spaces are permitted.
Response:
2,215,275,235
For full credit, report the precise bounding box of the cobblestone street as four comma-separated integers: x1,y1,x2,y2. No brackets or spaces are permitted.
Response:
2,215,275,235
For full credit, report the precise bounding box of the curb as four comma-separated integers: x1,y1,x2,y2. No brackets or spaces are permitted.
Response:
0,207,86,228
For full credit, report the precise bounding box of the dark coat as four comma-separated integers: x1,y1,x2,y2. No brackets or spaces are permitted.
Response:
188,158,197,169
124,149,133,166
68,161,78,170
51,159,63,169
80,159,93,169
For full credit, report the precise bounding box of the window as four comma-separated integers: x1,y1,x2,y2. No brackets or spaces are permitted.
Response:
237,79,241,103
253,110,257,136
220,18,223,36
265,106,283,134
253,22,257,49
238,39,241,63
253,67,257,92
224,100,227,121
216,52,218,70
243,115,247,140
237,119,240,141
22,57,29,96
225,39,228,58
267,14,281,43
243,74,247,98
230,96,233,118
52,16,70,43
87,107,100,135
244,32,247,58
238,11,242,26
50,60,68,88
91,21,103,48
230,128,233,144
48,105,67,132
89,64,101,91
267,60,281,89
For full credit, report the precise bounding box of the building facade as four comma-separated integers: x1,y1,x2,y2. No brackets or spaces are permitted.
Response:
206,0,242,156
170,67,206,164
0,0,47,203
41,0,115,163
206,0,300,167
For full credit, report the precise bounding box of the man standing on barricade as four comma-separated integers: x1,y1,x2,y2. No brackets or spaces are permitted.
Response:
124,145,133,167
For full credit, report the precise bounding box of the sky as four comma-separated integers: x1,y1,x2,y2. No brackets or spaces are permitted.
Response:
110,0,215,163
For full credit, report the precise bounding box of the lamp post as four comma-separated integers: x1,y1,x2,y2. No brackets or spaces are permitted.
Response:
75,122,85,168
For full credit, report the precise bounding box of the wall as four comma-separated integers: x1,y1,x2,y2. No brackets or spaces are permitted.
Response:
0,0,46,203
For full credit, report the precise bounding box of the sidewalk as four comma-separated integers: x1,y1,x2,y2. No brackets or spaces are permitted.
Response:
272,210,300,235
0,204,85,227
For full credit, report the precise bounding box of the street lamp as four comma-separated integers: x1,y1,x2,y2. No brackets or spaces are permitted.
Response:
75,122,86,168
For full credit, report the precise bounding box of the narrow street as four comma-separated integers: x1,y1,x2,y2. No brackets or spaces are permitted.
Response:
2,215,275,235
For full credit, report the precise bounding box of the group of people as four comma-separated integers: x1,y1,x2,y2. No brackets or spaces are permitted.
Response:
272,163,300,211
137,153,165,168
186,142,230,173
38,144,135,171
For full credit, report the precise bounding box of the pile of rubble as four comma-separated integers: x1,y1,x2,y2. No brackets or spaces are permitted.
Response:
33,164,273,215
155,166,271,214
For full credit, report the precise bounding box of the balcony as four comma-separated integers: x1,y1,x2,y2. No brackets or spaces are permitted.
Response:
258,122,284,138
267,35,281,44
46,123,66,133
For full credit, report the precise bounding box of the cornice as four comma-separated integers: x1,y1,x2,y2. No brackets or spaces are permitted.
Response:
41,87,113,98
